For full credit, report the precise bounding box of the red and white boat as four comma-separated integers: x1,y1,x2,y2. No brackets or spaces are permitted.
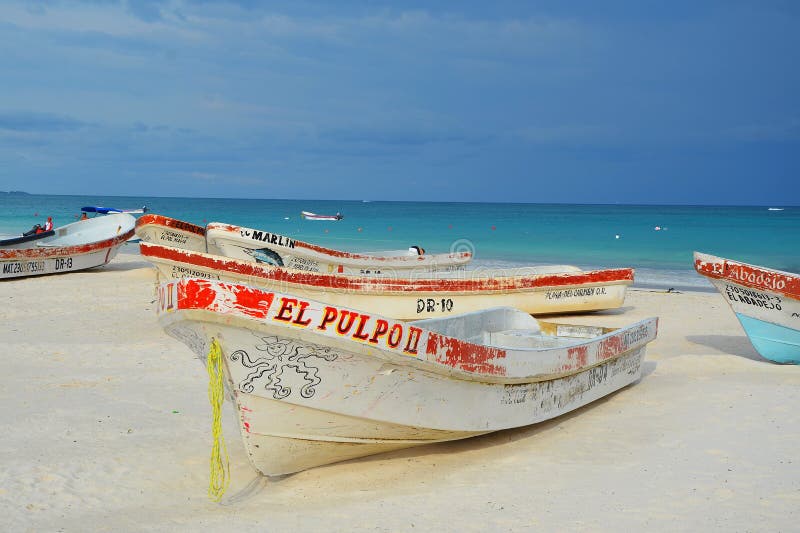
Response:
134,214,208,253
158,277,658,476
694,251,800,364
140,241,634,319
1,214,135,279
205,221,470,275
135,214,471,275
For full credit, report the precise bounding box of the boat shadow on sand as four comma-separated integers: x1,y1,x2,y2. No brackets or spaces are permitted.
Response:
96,259,154,272
222,361,657,504
685,334,773,363
567,305,635,317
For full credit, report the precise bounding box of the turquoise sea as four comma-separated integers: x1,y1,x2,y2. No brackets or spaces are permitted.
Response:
1,193,797,290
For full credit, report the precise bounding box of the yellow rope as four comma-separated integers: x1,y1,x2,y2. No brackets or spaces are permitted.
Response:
206,338,230,502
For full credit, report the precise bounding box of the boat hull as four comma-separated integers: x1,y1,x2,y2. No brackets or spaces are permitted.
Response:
301,211,341,221
735,314,800,364
0,215,135,279
206,222,470,276
231,347,643,476
134,214,207,253
143,243,633,318
694,252,800,364
0,242,126,279
159,278,654,476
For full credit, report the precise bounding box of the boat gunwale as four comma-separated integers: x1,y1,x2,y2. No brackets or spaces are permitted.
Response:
157,277,657,383
694,251,800,301
141,241,634,294
206,221,471,264
135,214,206,238
0,216,135,261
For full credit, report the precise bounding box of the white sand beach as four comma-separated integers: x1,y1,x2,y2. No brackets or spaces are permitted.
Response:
2,253,799,532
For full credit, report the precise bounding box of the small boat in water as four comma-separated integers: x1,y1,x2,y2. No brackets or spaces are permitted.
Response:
205,221,470,275
81,205,148,215
301,210,343,221
694,251,800,364
0,214,135,279
140,241,634,319
158,277,658,476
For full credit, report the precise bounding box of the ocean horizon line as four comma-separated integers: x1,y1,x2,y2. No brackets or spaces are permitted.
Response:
1,191,796,209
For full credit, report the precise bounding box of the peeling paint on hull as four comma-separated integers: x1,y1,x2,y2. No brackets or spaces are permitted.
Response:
694,251,800,364
1,215,135,279
206,221,471,275
158,278,656,476
142,242,634,318
134,214,207,253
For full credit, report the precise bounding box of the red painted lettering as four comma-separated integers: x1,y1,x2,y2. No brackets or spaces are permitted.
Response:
292,300,313,327
368,319,389,344
318,306,338,330
273,297,296,322
388,324,403,348
352,313,371,340
336,310,357,335
403,326,422,354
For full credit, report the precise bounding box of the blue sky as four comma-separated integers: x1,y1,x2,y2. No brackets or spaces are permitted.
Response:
0,0,798,204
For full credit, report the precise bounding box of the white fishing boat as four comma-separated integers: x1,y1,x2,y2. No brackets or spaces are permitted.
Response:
694,251,800,364
300,210,343,221
205,221,470,275
140,241,634,319
158,278,657,476
135,214,208,253
0,214,135,279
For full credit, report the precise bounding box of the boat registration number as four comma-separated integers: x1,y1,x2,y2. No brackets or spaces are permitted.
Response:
2,260,46,275
54,257,74,270
416,298,455,314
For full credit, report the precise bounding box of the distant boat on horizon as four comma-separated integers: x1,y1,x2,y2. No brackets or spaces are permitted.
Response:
767,207,784,211
301,210,343,221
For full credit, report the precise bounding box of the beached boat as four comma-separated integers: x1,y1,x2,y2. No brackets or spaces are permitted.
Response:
694,252,800,364
136,214,470,275
141,241,634,318
301,210,343,221
135,214,208,253
158,277,658,476
205,222,471,275
0,214,135,279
